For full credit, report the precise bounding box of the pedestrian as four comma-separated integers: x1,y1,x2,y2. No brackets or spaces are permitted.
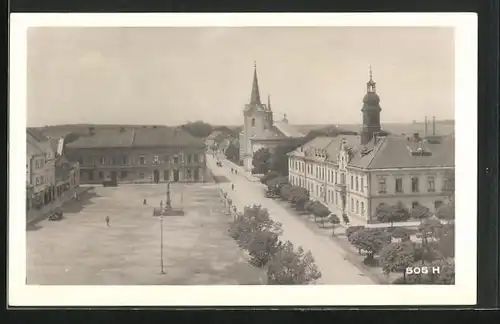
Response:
143,198,147,205
231,183,235,191
105,216,110,227
235,170,238,175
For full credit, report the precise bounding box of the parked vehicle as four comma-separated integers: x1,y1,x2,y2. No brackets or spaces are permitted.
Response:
48,208,64,221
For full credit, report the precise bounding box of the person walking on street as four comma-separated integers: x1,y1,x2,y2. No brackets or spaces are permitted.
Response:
105,216,110,227
231,183,235,191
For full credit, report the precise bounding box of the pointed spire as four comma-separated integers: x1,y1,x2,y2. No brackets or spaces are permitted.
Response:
250,61,261,105
367,65,376,93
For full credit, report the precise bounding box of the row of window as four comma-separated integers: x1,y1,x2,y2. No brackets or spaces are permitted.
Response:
378,176,435,194
79,154,203,166
82,169,201,181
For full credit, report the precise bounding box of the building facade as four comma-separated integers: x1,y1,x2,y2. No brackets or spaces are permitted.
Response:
65,126,207,184
26,129,57,211
239,63,304,172
288,69,455,225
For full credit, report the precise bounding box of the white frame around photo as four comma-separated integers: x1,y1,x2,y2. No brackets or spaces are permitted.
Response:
9,12,477,306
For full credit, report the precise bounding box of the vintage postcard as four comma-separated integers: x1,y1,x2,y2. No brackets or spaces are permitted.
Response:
9,13,477,306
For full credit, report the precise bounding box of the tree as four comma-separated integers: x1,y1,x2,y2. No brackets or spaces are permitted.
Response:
225,141,240,163
228,205,283,267
261,170,280,184
252,148,272,174
304,201,314,218
266,241,322,285
311,202,330,227
266,176,289,196
379,241,416,278
376,202,410,227
417,217,443,264
279,184,293,201
436,203,455,222
269,142,302,176
410,203,431,220
349,228,391,265
346,226,365,241
180,121,213,138
288,186,310,211
328,214,341,236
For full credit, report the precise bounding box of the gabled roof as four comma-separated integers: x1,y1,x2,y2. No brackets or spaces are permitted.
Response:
65,126,205,149
27,128,48,142
274,121,305,138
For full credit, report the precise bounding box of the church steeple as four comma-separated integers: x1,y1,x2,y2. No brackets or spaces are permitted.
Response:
250,61,261,105
361,65,382,145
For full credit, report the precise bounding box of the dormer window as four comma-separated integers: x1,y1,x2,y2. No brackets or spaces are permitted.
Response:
251,118,256,127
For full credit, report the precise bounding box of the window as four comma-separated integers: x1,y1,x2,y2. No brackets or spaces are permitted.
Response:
411,177,419,193
251,118,256,127
187,169,192,179
355,176,359,191
100,156,105,165
164,170,170,181
111,156,117,165
378,177,387,193
351,176,354,189
427,176,435,192
194,154,199,163
139,173,145,179
139,156,145,165
361,202,365,215
186,155,192,163
122,156,128,165
88,171,94,181
99,171,104,179
395,177,403,193
153,156,159,164
121,171,128,178
360,178,364,192
356,200,359,214
335,172,338,184
36,177,40,185
412,201,419,209
351,198,354,211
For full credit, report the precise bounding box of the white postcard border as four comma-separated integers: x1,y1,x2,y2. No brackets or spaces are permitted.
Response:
9,13,478,306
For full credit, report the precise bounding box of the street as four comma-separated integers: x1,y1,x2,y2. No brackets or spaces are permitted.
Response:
207,153,375,285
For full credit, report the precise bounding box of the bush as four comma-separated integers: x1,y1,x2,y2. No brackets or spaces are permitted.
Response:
288,186,310,210
349,228,391,262
376,202,410,226
346,226,365,240
410,203,431,219
261,170,280,184
279,184,293,201
311,202,330,227
379,241,416,276
266,240,322,285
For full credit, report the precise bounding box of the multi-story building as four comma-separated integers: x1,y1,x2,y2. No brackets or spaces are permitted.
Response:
288,68,455,225
239,63,305,171
26,129,57,210
64,126,207,184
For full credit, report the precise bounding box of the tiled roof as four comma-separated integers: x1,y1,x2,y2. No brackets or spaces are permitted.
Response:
349,135,455,169
289,134,454,170
27,140,45,156
274,121,305,138
65,126,205,149
252,127,287,141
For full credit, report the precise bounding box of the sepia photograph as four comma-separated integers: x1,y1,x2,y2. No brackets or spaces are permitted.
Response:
9,13,477,306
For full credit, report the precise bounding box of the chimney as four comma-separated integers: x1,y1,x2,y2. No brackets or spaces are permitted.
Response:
432,116,436,136
424,116,428,137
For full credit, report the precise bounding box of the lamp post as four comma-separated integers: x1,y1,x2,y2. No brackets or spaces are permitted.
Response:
160,212,165,274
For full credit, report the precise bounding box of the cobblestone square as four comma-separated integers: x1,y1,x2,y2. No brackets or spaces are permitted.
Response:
27,184,265,285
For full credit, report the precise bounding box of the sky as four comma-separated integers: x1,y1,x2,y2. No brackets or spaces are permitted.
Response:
27,27,454,127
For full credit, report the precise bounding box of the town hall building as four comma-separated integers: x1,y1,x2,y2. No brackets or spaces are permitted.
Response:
239,63,305,172
287,67,455,225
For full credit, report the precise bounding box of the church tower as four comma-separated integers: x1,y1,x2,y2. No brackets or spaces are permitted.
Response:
240,62,273,171
360,66,382,145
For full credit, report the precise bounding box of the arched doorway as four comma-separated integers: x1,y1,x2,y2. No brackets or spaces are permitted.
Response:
153,170,160,184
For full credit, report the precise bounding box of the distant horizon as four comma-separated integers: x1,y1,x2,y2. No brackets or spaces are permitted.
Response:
27,27,454,127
